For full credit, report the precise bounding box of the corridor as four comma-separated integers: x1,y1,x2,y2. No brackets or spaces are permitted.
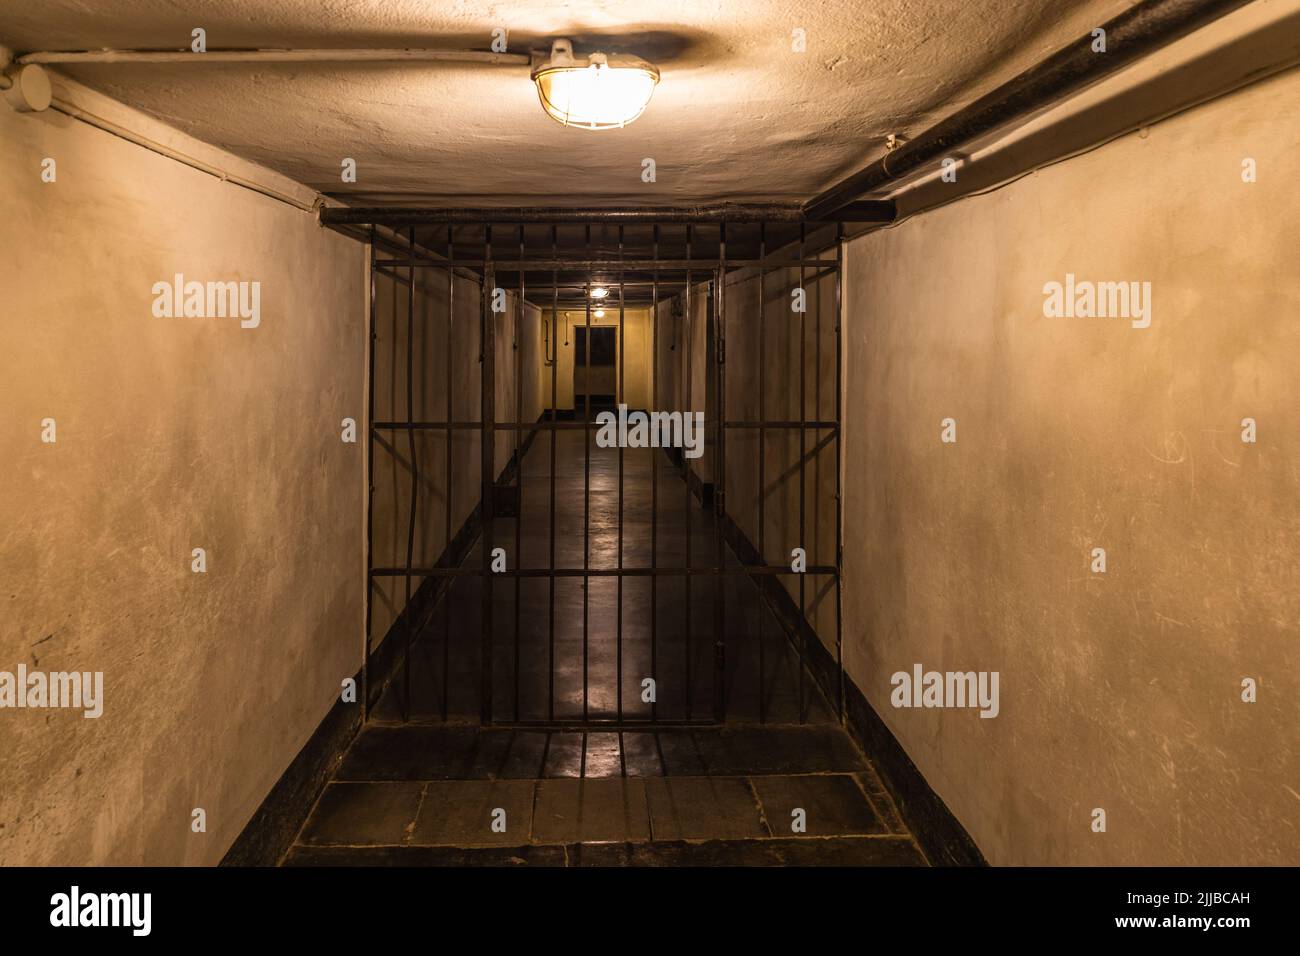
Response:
3,0,1297,904
289,431,922,864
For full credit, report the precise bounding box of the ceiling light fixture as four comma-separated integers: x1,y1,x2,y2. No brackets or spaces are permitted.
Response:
594,308,606,318
590,287,609,298
532,39,659,130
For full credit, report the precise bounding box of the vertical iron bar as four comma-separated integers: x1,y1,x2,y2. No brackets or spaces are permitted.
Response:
650,225,659,722
364,225,377,718
404,226,417,722
834,222,845,723
683,224,693,721
514,224,524,722
481,224,495,724
813,222,825,722
814,226,822,727
757,221,766,724
714,223,727,722
549,226,558,722
616,225,625,722
443,226,453,722
583,224,592,723
798,221,807,724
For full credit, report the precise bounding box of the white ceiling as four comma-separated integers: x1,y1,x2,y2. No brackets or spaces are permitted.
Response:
0,0,1133,206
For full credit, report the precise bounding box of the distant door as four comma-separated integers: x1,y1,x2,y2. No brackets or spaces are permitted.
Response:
574,326,617,408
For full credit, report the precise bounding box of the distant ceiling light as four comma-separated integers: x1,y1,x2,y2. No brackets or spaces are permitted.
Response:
590,287,609,298
594,308,606,318
532,39,659,130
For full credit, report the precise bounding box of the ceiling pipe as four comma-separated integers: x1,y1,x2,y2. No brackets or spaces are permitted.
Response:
17,48,530,66
803,0,1255,221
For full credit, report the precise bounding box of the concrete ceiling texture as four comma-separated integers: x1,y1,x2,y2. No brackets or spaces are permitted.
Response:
0,0,1132,206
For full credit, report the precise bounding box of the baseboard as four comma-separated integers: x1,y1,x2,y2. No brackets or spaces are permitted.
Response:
718,508,987,867
674,451,714,509
220,670,362,866
222,418,543,866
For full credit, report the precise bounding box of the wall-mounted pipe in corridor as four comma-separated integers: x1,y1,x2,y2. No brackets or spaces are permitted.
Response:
804,0,1255,219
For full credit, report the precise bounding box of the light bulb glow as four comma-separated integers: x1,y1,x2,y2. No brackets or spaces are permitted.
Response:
533,46,659,130
590,287,609,299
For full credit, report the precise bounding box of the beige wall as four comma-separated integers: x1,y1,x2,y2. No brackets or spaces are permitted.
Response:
842,66,1300,865
0,98,365,864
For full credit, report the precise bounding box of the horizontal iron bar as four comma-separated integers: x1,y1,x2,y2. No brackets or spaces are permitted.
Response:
373,258,840,270
723,420,839,429
486,719,723,730
321,201,895,226
371,566,839,577
371,420,839,430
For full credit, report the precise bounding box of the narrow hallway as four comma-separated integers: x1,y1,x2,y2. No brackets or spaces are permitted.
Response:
287,430,925,865
4,4,1295,934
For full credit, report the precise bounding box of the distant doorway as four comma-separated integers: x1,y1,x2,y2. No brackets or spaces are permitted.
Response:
574,325,617,410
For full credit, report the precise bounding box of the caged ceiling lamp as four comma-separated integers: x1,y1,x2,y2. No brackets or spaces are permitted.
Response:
532,39,659,130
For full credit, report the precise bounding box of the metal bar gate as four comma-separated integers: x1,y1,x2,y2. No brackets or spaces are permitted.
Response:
354,214,844,728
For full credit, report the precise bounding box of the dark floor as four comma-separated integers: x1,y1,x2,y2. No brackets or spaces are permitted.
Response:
288,429,924,865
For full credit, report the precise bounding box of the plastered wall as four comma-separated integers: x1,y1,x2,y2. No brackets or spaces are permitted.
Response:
0,100,365,864
842,67,1300,865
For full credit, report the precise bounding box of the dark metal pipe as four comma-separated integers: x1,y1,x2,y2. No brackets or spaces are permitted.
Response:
803,0,1253,220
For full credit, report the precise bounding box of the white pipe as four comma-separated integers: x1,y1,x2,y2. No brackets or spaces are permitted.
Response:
19,48,531,66
49,96,321,212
